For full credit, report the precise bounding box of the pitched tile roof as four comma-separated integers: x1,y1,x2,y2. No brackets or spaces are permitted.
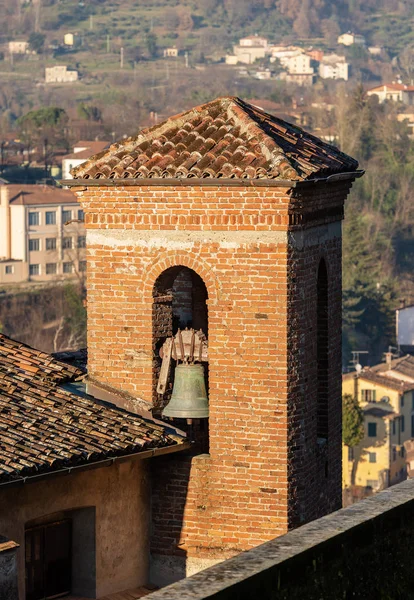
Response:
71,96,358,181
7,185,77,206
0,334,185,483
371,354,414,381
343,369,414,392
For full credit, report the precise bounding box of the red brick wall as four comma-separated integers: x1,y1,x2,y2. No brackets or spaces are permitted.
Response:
73,181,353,564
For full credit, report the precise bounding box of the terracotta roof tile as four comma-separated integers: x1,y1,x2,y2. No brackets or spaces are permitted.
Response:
7,185,77,206
71,97,358,181
0,334,185,483
343,368,414,392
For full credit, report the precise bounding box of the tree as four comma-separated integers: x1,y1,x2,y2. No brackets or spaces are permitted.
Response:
343,392,364,486
28,32,46,54
343,393,364,448
145,33,158,59
17,106,68,172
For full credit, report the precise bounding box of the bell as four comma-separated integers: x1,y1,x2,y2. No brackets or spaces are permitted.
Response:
162,363,209,419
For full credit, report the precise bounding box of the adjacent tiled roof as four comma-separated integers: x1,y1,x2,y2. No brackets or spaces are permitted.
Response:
7,185,77,206
63,141,110,161
0,334,185,483
343,369,414,392
71,96,358,181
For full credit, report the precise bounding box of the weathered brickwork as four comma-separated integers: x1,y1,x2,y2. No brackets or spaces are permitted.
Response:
72,180,353,578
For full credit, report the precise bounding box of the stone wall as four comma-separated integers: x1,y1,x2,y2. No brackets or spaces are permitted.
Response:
146,478,414,600
72,179,354,579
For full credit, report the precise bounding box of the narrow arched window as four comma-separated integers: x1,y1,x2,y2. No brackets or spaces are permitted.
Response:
317,259,329,440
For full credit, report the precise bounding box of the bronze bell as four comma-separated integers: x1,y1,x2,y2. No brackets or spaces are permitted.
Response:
162,363,209,419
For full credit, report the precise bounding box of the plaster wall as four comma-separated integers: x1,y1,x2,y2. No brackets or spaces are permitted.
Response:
0,460,150,599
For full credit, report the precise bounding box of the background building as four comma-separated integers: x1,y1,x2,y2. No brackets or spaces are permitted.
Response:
343,355,414,492
61,140,110,180
45,66,79,84
0,184,85,284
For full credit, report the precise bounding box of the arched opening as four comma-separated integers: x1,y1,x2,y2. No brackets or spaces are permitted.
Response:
152,266,209,451
317,258,329,441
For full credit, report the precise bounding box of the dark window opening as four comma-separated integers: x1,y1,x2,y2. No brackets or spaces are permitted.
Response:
153,266,209,453
316,258,329,440
368,422,377,437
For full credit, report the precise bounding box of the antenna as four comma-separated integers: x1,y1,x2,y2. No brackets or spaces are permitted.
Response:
350,350,368,372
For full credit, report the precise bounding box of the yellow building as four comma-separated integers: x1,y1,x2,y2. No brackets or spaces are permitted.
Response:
342,355,414,492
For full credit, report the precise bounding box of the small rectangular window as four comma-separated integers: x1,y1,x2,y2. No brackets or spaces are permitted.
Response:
393,447,397,461
29,264,40,276
368,422,377,437
29,239,40,252
62,210,72,223
401,396,405,408
78,209,84,221
400,446,405,458
401,415,405,433
28,212,40,226
411,414,414,438
77,236,86,248
46,238,56,251
369,452,376,463
362,390,377,403
62,237,72,249
45,211,56,225
46,263,57,275
5,265,13,274
393,420,396,436
79,260,86,272
63,262,73,274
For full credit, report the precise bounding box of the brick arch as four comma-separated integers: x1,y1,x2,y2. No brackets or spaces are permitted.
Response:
143,252,220,304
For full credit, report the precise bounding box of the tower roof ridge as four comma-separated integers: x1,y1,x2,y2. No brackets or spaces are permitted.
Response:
71,96,358,182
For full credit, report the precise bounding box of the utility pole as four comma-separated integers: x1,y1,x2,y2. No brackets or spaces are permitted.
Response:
120,47,124,69
34,0,41,33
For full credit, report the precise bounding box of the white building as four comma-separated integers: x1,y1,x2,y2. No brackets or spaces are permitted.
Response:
9,41,29,54
0,184,85,284
61,140,110,181
163,47,178,58
270,45,304,66
366,84,414,105
319,54,349,81
226,35,269,65
239,35,268,48
45,65,78,84
285,53,314,75
338,32,365,46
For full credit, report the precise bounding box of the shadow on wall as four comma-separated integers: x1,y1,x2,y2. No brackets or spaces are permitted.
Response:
150,266,210,586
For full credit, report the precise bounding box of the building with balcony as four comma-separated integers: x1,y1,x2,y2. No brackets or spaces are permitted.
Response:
342,354,414,492
0,184,85,284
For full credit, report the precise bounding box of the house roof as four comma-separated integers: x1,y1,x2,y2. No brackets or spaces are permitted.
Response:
372,354,414,381
343,368,414,392
367,84,414,93
70,96,358,181
0,334,186,484
63,141,110,161
7,184,77,206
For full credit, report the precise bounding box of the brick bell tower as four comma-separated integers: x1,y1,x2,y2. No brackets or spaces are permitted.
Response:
66,97,362,584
